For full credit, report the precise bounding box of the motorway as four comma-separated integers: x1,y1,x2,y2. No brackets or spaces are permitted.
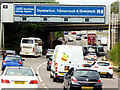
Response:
0,32,119,89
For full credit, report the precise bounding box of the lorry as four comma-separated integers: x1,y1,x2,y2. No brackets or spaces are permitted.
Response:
50,45,85,82
87,32,96,46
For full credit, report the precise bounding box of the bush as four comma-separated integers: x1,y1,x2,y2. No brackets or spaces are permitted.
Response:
110,42,120,66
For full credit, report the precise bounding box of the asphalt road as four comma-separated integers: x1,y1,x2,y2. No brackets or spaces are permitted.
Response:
0,32,119,89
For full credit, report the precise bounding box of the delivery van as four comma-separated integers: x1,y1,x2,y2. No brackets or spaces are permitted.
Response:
50,45,85,82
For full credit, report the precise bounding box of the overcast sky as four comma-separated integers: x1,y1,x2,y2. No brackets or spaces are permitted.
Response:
56,0,117,5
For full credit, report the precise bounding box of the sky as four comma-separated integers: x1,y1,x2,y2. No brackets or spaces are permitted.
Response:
56,0,118,5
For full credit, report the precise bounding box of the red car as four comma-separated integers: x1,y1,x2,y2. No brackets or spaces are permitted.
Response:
71,32,76,34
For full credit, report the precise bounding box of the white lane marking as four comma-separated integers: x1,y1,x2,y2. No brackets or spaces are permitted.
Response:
37,61,48,88
113,76,120,80
98,57,102,61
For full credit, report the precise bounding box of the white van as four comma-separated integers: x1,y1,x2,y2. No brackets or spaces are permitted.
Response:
100,37,107,46
50,45,85,82
20,37,42,56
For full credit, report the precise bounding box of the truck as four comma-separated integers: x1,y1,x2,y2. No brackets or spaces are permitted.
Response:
87,32,96,46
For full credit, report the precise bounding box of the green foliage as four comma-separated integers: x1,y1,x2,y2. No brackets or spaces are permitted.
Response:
54,31,64,40
110,42,120,66
111,1,119,14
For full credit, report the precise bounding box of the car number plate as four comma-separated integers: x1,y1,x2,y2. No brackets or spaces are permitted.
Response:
87,62,92,63
64,66,69,71
82,87,93,89
14,81,25,84
59,73,64,75
25,53,29,54
100,72,107,74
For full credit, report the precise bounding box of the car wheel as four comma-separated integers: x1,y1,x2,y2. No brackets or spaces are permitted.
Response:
50,73,53,78
47,67,50,71
109,75,113,78
53,77,57,82
63,86,67,90
2,68,4,71
68,85,73,90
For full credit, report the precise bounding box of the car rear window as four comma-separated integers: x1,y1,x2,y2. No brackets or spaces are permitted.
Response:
97,62,110,66
75,70,99,77
5,56,19,60
98,47,104,52
22,39,33,44
5,68,34,76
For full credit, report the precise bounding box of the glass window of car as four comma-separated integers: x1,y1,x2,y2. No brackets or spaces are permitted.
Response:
98,47,104,52
97,62,110,66
22,39,33,44
5,56,20,60
74,70,99,77
5,68,34,76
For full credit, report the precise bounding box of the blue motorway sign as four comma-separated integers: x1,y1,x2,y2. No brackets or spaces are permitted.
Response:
15,5,105,17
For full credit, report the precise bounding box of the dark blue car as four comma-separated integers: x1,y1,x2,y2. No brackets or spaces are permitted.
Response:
77,33,82,36
2,55,24,71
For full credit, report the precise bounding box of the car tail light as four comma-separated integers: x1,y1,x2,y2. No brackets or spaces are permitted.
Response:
20,47,22,52
97,79,102,83
93,58,95,61
4,53,6,56
49,61,52,65
18,61,22,64
33,47,35,52
55,67,58,69
71,77,77,82
94,66,98,68
29,80,38,84
84,57,86,60
55,63,58,66
55,70,57,72
56,75,59,77
82,64,84,67
3,60,6,63
1,79,10,84
109,67,113,69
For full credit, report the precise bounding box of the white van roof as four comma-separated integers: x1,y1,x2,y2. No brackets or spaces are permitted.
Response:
22,37,41,40
55,45,82,49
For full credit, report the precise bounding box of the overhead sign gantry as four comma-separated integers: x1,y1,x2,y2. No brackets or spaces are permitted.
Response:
2,3,106,23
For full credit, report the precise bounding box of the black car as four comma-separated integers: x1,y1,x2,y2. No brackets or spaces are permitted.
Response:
97,46,105,56
46,56,53,71
83,46,88,56
3,50,16,60
63,67,102,90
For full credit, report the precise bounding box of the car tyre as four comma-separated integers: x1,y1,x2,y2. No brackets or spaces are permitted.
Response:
50,73,53,78
109,75,113,78
2,68,4,71
53,77,57,82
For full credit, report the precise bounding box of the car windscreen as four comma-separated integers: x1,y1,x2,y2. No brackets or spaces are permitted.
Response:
5,68,34,76
5,56,19,60
97,62,110,66
22,39,33,44
86,57,95,61
98,47,104,52
74,70,99,77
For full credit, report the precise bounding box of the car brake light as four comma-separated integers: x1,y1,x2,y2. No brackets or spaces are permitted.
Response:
55,63,58,66
94,66,98,68
33,47,35,52
4,54,6,56
55,67,58,69
71,77,77,82
49,62,52,65
55,70,57,72
97,79,101,83
82,64,84,67
109,67,113,69
3,60,6,63
29,80,38,84
20,47,22,52
18,61,22,64
1,79,10,84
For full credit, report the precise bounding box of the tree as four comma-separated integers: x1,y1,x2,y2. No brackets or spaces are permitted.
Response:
111,1,119,14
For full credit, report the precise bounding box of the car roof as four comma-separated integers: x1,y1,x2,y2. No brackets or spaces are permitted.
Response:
6,50,16,53
5,66,32,69
96,61,110,63
73,66,96,71
6,55,20,57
